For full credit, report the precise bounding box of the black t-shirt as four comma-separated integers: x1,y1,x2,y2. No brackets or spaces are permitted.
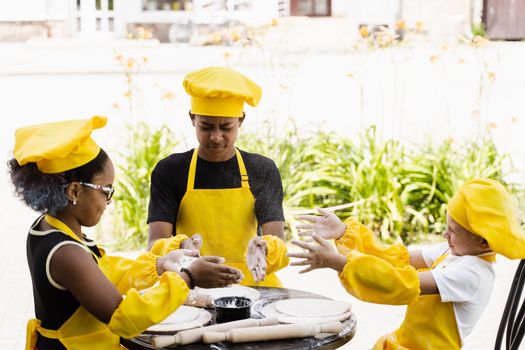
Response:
147,149,285,234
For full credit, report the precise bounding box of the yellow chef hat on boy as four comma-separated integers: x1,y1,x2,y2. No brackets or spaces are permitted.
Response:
14,116,107,174
183,66,262,117
447,178,525,259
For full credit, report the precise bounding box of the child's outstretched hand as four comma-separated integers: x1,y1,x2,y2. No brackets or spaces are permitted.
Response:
246,236,267,283
296,208,347,240
288,232,346,273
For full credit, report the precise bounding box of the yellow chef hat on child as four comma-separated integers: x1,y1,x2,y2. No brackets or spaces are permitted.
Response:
13,116,107,174
183,66,262,117
447,178,525,259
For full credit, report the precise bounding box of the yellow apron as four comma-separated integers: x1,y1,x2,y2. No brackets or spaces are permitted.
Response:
26,216,122,350
373,252,496,350
176,148,281,287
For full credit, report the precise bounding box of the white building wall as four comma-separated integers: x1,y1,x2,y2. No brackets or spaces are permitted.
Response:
0,0,47,21
0,0,68,21
331,0,350,17
401,0,471,38
0,0,474,40
47,0,69,20
328,0,398,36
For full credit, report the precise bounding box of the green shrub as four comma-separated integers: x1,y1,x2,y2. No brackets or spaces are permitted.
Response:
108,122,179,249
237,119,313,240
237,123,522,244
399,132,508,243
107,120,523,247
471,22,487,38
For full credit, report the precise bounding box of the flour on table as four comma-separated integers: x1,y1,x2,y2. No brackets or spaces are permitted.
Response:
197,285,260,301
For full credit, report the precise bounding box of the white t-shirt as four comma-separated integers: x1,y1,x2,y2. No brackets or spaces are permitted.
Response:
420,242,495,345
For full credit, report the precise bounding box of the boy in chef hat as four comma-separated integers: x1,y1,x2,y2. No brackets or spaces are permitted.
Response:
288,178,525,349
147,66,289,287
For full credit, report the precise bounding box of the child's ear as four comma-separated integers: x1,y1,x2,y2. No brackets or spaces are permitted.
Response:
480,238,490,249
65,182,80,201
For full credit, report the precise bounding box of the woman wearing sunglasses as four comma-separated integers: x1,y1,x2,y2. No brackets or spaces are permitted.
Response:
9,116,242,350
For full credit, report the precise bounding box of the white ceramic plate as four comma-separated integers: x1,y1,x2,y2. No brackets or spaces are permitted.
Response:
145,305,212,334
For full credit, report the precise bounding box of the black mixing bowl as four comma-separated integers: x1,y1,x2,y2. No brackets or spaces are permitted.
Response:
213,296,253,323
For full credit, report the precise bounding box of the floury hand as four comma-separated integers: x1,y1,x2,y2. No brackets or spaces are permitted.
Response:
246,236,267,283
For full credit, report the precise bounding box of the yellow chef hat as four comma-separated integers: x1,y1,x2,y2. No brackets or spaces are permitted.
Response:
447,178,525,259
13,116,107,174
183,66,262,117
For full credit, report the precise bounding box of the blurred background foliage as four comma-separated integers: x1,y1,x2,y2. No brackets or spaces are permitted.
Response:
105,122,179,249
100,23,525,250
107,120,524,249
237,122,524,244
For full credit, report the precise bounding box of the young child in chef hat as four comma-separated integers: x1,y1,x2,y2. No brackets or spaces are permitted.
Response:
288,178,525,349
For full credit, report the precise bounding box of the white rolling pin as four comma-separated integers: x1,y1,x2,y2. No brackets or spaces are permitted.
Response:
202,321,345,344
152,317,279,348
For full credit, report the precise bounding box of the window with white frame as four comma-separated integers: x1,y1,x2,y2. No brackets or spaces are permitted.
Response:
72,0,118,36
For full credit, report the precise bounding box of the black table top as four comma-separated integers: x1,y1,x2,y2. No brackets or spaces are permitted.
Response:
121,287,356,350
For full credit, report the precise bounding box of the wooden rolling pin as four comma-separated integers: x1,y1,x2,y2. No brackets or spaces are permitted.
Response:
202,321,345,344
152,317,279,348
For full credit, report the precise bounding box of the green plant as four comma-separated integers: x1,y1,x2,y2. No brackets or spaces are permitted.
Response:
237,122,522,245
308,127,408,243
471,22,487,38
109,122,179,249
237,119,313,240
399,131,509,242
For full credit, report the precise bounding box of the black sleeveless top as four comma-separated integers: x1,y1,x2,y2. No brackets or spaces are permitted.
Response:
27,216,102,349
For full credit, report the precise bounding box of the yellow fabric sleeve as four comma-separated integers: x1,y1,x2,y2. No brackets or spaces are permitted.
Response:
98,252,160,294
339,250,420,305
108,271,189,339
262,235,289,274
150,235,189,256
336,218,410,268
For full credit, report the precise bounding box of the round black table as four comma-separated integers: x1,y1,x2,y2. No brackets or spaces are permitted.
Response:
121,287,356,350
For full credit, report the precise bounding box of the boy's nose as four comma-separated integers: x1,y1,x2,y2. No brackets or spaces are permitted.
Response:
210,130,222,142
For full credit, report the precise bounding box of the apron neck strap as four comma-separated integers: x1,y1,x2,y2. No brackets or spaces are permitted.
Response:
187,148,199,191
44,215,83,243
44,215,99,262
431,253,449,268
478,252,497,263
187,148,250,190
431,251,497,269
236,148,250,189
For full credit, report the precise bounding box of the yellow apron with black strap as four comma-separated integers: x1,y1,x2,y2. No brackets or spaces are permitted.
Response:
25,215,122,350
373,252,496,350
176,148,281,287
